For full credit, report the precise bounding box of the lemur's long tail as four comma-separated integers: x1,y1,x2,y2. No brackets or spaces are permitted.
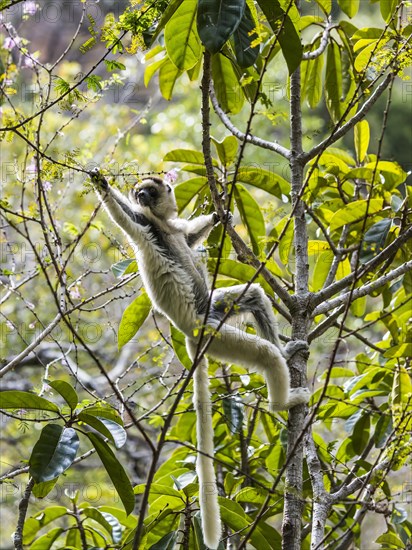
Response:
193,354,222,549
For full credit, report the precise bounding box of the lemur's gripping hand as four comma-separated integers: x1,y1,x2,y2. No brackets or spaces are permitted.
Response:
213,210,233,226
89,168,109,191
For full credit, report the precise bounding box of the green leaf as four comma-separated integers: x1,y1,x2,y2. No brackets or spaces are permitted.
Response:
325,42,343,123
314,0,332,15
237,167,289,197
150,0,185,44
197,0,246,54
118,292,152,349
29,425,79,483
149,531,178,549
0,391,60,412
222,396,244,433
306,44,324,109
329,199,384,232
354,120,370,163
256,0,302,74
338,0,359,18
164,148,212,165
165,0,202,70
82,404,124,425
234,184,265,255
170,325,192,369
23,506,67,543
134,483,184,500
211,53,244,114
359,218,392,264
78,413,127,448
144,56,168,87
30,527,64,550
209,258,272,295
391,365,412,406
83,508,122,543
312,250,333,291
212,135,238,167
374,414,392,448
351,412,370,454
48,380,78,410
111,258,138,278
86,432,135,515
104,60,126,71
233,3,259,68
32,478,59,499
380,0,398,23
159,58,183,100
174,177,209,212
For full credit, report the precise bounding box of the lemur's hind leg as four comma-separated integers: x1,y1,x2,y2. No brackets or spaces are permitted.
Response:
210,284,283,349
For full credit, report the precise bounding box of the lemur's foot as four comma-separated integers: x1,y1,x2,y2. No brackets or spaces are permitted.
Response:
89,168,109,190
270,387,311,412
284,339,309,360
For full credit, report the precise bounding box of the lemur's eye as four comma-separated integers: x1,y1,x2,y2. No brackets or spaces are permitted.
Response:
148,187,157,197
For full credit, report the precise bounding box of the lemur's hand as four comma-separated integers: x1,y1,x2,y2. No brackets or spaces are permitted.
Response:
213,210,233,225
89,168,109,191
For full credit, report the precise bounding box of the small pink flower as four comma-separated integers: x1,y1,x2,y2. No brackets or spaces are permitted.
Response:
164,168,178,184
23,55,35,68
42,180,52,192
3,36,19,50
69,286,81,300
23,1,38,16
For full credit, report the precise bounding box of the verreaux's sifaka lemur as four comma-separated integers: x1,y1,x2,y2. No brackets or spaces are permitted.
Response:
90,169,310,549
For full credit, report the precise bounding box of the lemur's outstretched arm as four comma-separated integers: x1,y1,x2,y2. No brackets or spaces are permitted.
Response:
90,169,149,240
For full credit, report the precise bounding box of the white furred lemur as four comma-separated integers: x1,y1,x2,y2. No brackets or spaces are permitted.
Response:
90,169,310,549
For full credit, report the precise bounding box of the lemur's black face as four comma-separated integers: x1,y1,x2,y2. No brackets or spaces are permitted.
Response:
131,177,176,219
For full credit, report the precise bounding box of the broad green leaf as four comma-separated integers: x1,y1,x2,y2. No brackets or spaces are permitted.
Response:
257,0,302,74
380,0,398,23
82,508,122,543
144,56,168,87
48,380,78,410
391,365,412,406
0,391,60,412
118,291,152,349
364,160,407,188
78,413,127,448
351,412,370,454
23,506,67,543
81,404,124,425
222,396,244,433
312,250,333,291
211,53,244,114
308,240,330,256
111,258,138,278
159,59,183,100
235,486,266,504
208,258,272,295
237,167,289,196
234,184,265,255
354,120,370,163
32,478,59,498
354,39,389,73
352,28,385,40
134,483,184,500
314,0,332,14
149,531,178,549
338,0,359,17
174,177,208,212
325,42,343,123
165,0,202,70
164,149,214,165
197,0,246,54
170,324,192,369
306,43,324,109
29,424,79,483
374,414,392,448
86,432,135,515
212,135,238,167
274,217,294,266
233,3,259,68
329,199,384,232
30,527,64,550
359,218,392,264
150,0,185,44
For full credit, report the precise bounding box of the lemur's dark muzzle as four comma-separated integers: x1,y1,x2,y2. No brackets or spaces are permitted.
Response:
136,189,151,206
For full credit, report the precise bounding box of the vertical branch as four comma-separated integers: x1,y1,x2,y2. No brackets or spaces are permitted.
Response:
282,16,310,550
13,477,34,550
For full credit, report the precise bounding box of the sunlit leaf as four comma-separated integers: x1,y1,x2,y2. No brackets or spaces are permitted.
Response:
48,380,78,410
165,0,202,70
78,413,127,448
118,292,152,349
211,53,244,114
329,199,384,232
234,184,265,255
233,3,259,68
338,0,359,18
0,391,60,412
159,59,183,100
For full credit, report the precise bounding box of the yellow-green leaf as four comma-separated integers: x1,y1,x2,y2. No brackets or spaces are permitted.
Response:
354,120,370,163
329,199,384,232
118,292,152,349
165,0,202,70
